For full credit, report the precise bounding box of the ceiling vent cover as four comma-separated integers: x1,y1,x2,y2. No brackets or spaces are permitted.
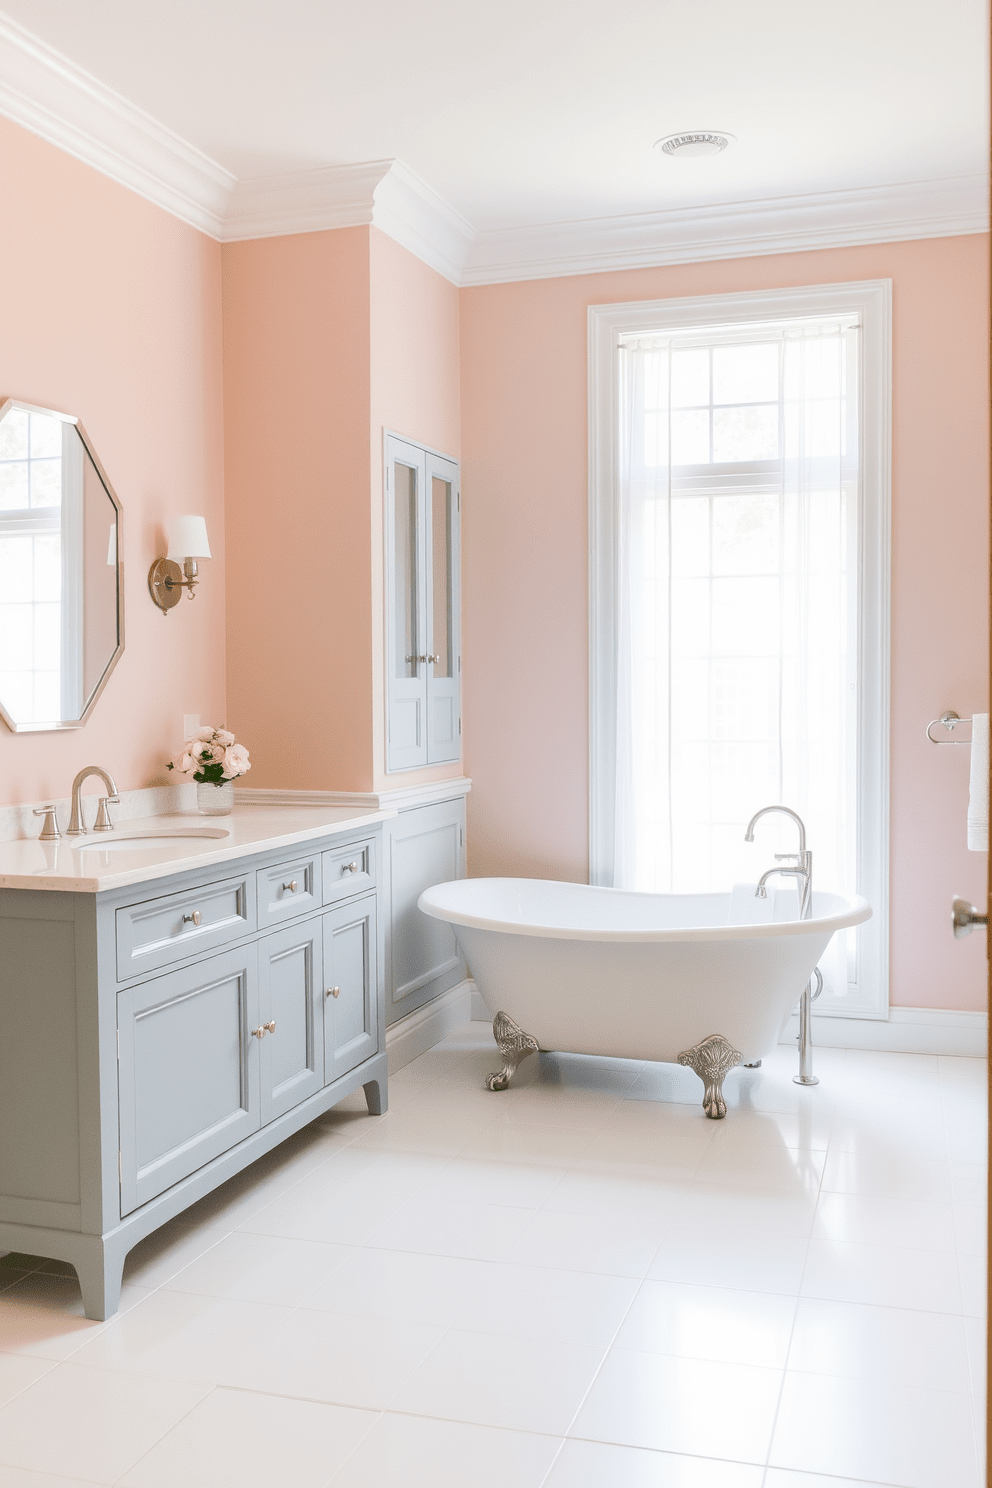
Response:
656,131,734,158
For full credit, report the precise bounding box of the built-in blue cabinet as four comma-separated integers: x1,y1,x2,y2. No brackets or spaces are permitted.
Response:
385,432,461,772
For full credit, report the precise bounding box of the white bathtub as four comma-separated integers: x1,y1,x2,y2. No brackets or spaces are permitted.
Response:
418,877,871,1115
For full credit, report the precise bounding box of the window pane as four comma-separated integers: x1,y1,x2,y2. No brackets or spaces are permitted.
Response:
0,408,28,460
671,496,709,577
712,404,779,462
0,462,28,510
713,342,779,404
30,457,61,508
670,348,708,407
30,413,63,458
671,409,709,464
712,493,780,575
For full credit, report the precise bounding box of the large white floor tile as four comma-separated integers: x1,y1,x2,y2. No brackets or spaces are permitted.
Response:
301,1246,493,1327
67,1289,293,1383
820,1149,953,1202
693,1142,825,1194
0,1280,151,1362
0,1363,210,1483
328,1412,561,1487
543,1171,694,1226
812,1190,957,1251
614,1279,797,1368
458,1123,597,1168
366,1195,534,1262
765,1471,905,1487
392,1327,607,1435
958,1250,987,1318
545,1439,764,1486
770,1369,980,1488
964,1314,986,1396
236,1175,404,1246
570,1347,782,1463
122,1220,230,1288
453,1262,640,1349
118,1386,377,1487
0,1468,108,1488
704,1105,833,1151
786,1297,972,1391
801,1237,963,1313
679,1183,819,1239
160,1229,352,1305
0,1352,55,1408
506,1207,666,1278
647,1226,809,1294
417,1156,566,1208
222,1305,444,1409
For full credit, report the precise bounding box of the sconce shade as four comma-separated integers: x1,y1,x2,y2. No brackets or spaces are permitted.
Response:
167,515,211,559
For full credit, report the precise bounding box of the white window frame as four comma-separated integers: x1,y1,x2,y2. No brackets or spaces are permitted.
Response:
589,280,891,1019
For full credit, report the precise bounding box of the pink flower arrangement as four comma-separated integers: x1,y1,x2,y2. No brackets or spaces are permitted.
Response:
168,726,251,786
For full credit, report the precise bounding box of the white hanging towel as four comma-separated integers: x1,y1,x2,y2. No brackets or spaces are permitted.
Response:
967,712,989,852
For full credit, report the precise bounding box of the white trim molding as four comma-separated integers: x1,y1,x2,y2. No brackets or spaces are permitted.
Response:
781,1006,988,1059
461,175,988,286
589,280,892,1021
0,13,985,284
385,980,475,1072
238,778,471,813
0,12,234,236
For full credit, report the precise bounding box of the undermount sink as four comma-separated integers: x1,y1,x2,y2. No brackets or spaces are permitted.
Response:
73,828,230,850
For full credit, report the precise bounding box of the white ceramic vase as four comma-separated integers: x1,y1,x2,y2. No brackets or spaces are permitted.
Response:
196,779,234,816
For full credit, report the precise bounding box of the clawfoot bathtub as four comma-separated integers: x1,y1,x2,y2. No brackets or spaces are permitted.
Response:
418,878,871,1118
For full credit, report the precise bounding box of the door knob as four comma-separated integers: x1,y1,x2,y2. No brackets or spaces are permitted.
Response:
326,986,341,998
952,897,988,938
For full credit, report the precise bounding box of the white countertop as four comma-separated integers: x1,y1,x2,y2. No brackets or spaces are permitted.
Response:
0,804,396,894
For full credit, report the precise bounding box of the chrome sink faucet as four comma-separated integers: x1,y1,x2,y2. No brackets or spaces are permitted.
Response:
66,766,120,836
744,804,819,1086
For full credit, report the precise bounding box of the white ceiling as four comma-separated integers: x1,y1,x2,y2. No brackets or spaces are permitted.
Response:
0,1,987,280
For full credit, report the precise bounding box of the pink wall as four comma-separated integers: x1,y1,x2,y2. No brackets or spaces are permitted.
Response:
459,236,990,1011
369,227,462,791
222,228,374,791
0,116,226,805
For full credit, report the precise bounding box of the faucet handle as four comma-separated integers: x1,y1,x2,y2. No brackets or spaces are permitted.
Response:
774,852,800,862
32,806,61,841
93,795,120,832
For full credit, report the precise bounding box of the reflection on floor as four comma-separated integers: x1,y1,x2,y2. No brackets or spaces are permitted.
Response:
0,1024,985,1487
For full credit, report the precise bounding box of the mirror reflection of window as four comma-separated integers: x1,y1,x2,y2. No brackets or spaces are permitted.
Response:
0,408,64,725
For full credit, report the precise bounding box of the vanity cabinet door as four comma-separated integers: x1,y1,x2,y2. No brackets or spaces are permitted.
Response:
257,918,324,1124
322,895,378,1083
118,945,260,1215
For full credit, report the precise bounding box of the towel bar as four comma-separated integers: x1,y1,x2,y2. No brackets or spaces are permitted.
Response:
926,711,975,745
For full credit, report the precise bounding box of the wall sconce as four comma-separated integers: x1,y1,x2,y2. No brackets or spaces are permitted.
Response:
148,516,212,614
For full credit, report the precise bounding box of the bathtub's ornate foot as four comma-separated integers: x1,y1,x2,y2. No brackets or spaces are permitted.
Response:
677,1034,742,1119
486,1011,539,1091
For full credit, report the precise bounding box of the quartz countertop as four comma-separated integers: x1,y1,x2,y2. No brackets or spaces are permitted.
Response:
0,804,396,894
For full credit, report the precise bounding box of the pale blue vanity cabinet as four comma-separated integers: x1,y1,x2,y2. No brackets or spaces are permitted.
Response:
0,820,388,1322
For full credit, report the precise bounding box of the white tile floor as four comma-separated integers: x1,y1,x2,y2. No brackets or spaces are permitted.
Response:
0,1024,985,1488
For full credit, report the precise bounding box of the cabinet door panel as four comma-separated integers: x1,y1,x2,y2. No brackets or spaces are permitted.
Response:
386,799,465,1022
425,453,461,765
323,896,378,1082
258,919,323,1124
385,435,428,770
118,946,259,1215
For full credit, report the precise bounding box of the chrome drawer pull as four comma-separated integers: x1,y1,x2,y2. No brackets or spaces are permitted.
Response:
326,986,341,998
342,861,359,875
251,1021,277,1038
181,910,202,927
282,879,298,894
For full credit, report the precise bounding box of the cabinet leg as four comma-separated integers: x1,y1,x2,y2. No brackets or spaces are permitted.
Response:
362,1056,388,1116
74,1240,126,1322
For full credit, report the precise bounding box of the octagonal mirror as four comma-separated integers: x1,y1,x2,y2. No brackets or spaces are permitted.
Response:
0,399,123,732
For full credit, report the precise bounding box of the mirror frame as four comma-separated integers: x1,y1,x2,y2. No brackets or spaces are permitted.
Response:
0,398,125,733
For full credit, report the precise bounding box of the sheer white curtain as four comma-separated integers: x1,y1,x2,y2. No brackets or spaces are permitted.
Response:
613,317,859,995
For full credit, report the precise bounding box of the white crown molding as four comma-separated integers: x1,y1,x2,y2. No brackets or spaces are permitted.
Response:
0,13,985,284
461,174,990,286
0,13,233,236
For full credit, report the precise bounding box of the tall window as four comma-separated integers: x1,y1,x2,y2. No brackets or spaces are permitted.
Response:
590,283,890,1018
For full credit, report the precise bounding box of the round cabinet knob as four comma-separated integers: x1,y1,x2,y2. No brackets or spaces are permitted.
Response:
282,879,298,894
251,1020,277,1038
182,910,202,927
326,986,341,998
343,861,358,875
264,1020,276,1033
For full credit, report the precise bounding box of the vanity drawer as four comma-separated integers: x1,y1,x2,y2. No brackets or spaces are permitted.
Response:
256,853,321,925
322,838,376,904
116,873,255,981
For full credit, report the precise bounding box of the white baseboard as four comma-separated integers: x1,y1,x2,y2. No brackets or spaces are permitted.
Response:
780,1006,988,1058
385,981,475,1072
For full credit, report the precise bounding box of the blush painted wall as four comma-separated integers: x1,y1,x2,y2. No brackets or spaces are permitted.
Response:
222,227,374,791
369,227,462,792
0,116,226,806
459,235,990,1011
